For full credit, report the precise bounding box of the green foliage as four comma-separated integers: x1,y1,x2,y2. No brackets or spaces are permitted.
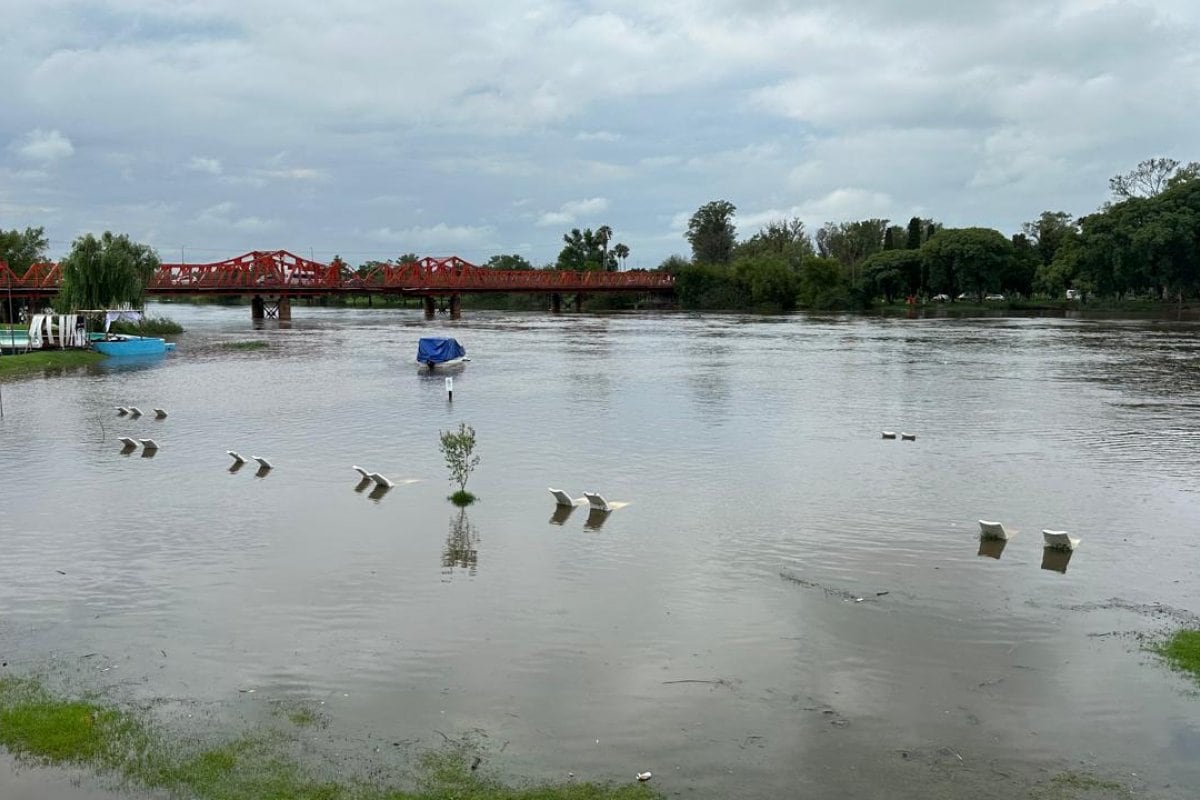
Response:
485,254,535,270
734,217,813,262
219,340,270,351
110,315,184,335
439,422,480,494
557,228,616,271
0,675,657,800
815,219,889,268
673,263,750,309
0,225,49,273
1156,629,1200,682
656,254,691,273
0,350,104,379
686,200,737,265
922,227,1014,299
732,253,799,311
797,256,848,310
1022,211,1078,267
58,231,160,311
860,250,923,300
612,242,630,269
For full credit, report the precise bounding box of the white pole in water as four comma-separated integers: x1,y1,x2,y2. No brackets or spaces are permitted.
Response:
445,376,453,402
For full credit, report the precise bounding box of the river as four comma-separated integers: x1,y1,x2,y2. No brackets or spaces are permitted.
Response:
1,304,1198,798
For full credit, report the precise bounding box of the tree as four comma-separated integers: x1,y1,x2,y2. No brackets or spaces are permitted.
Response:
1021,211,1077,267
860,250,923,301
797,256,848,309
395,252,420,265
596,225,613,271
613,242,630,270
922,228,1014,300
58,232,160,310
905,217,923,250
686,200,737,265
657,254,691,273
732,253,799,310
734,217,813,262
0,226,49,273
485,254,534,270
557,228,612,271
1109,157,1200,200
439,422,480,506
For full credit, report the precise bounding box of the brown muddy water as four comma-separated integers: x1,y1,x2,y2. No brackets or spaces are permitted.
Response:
1,304,1199,798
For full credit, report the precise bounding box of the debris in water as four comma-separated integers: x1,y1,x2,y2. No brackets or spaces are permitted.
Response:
470,756,482,771
636,771,652,782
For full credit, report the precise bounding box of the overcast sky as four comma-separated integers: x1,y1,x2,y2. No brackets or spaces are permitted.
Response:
2,0,1198,267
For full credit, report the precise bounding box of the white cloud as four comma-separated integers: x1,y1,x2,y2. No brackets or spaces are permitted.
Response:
576,130,622,142
188,156,223,175
369,223,496,251
536,197,609,227
13,129,74,163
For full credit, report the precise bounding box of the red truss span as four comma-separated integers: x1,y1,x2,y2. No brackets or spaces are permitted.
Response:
1,250,675,298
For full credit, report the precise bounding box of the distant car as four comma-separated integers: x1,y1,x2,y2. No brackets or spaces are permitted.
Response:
985,294,1005,301
956,292,971,300
932,293,950,302
1065,288,1082,300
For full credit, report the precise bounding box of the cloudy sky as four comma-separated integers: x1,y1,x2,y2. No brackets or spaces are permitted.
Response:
2,0,1198,267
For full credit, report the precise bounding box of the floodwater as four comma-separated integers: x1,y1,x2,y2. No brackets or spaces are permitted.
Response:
2,304,1199,799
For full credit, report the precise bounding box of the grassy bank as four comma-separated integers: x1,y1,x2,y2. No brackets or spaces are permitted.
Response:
0,350,103,379
1156,629,1200,682
218,340,269,350
0,676,656,800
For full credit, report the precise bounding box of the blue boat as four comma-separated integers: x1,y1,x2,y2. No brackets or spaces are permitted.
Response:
416,337,467,369
92,334,176,357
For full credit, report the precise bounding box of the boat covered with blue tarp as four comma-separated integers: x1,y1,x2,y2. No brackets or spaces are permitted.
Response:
416,337,467,369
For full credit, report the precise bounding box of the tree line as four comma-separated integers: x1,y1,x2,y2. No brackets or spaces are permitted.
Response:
665,157,1200,311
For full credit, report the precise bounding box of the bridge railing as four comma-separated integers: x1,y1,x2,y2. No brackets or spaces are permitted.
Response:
0,261,61,291
2,252,675,295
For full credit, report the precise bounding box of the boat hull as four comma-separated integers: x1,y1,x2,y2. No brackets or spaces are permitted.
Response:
92,336,175,356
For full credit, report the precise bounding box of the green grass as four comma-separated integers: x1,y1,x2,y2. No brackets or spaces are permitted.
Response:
0,349,104,379
0,675,658,800
450,490,478,506
1029,770,1129,799
219,340,270,350
1155,628,1200,682
110,315,184,335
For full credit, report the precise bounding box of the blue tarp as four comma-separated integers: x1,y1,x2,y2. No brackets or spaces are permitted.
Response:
417,337,466,364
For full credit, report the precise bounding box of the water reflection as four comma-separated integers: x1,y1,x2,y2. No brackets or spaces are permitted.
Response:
1041,547,1074,574
140,447,158,459
119,442,138,456
977,537,1009,559
254,464,271,478
442,509,479,578
228,460,246,474
353,476,372,493
367,484,391,502
548,505,575,526
583,508,611,531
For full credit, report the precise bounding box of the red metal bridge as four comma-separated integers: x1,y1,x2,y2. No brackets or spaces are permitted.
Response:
1,250,675,300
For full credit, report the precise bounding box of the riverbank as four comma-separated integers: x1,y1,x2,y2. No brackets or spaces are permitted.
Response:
0,350,103,380
0,675,655,800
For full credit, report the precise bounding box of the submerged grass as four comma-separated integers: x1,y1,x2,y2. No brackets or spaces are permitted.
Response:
1029,770,1129,799
0,676,657,800
219,340,270,350
1155,628,1200,682
0,349,103,379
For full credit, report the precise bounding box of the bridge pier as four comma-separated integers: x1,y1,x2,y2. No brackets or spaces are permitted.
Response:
251,295,291,321
449,294,461,319
573,293,583,312
550,293,562,313
423,296,436,319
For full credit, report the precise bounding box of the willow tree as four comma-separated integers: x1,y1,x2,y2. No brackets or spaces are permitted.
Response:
58,232,160,310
